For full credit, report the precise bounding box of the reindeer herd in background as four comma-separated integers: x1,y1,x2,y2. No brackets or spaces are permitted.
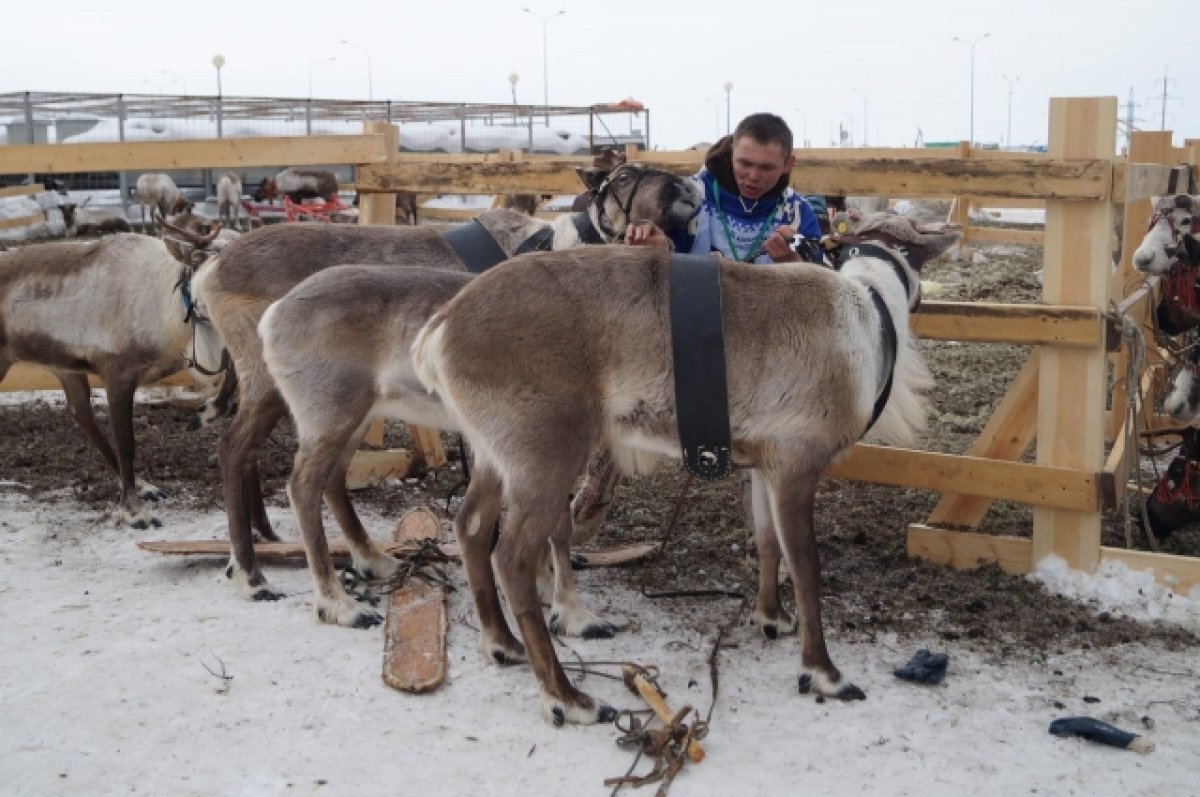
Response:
3,140,1199,723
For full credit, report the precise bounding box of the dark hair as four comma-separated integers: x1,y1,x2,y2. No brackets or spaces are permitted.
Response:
733,113,794,156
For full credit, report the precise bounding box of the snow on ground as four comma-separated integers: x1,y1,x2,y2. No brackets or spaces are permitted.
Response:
1,486,1198,797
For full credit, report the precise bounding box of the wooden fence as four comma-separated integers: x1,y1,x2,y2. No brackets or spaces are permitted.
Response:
2,99,1198,593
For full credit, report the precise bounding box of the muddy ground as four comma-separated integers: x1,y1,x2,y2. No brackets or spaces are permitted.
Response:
2,231,1198,664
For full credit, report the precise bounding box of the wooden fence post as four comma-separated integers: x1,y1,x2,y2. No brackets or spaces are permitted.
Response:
1031,97,1117,573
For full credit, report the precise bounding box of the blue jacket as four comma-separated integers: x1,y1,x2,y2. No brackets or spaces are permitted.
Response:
669,168,823,263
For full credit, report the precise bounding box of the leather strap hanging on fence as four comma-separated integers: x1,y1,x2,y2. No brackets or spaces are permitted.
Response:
668,253,733,480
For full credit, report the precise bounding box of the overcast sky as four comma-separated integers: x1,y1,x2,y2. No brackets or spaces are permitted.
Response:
7,0,1196,152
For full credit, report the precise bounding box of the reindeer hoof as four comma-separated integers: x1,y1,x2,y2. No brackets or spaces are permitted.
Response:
488,643,527,667
136,480,167,502
548,605,619,639
551,707,565,727
597,705,618,723
581,622,618,640
541,694,613,726
315,600,382,629
799,673,866,701
251,587,284,602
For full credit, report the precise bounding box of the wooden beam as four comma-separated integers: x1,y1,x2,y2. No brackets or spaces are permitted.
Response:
1114,162,1180,203
826,443,1099,512
346,449,414,490
0,212,44,230
0,183,43,198
906,525,1033,575
1032,97,1117,572
961,226,1045,246
357,156,1112,200
410,426,447,469
1100,547,1200,594
0,363,195,392
0,135,390,175
911,302,1102,347
968,196,1046,210
357,122,398,226
927,352,1039,528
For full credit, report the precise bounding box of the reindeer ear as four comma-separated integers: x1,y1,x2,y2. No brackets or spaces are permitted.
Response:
575,166,607,192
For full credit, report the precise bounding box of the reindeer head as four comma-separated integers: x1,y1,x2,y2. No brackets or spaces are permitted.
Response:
575,162,701,240
155,211,222,268
840,213,960,269
254,178,278,202
1133,194,1200,275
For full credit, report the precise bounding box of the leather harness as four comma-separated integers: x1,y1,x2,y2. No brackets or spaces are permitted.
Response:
440,213,592,274
668,241,915,480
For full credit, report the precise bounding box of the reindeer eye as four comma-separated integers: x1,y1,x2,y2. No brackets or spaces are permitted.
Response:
1181,217,1194,227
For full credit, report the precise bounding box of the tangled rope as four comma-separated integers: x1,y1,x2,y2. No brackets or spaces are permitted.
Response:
338,537,457,605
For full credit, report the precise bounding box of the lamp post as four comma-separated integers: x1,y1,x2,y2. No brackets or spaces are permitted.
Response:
211,54,225,138
522,7,565,126
308,56,336,99
1002,73,1019,150
508,72,519,122
851,88,868,146
339,39,373,100
723,81,732,135
952,33,989,145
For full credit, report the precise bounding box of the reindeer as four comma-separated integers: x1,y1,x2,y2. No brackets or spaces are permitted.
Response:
192,161,701,606
135,173,185,229
273,168,339,203
217,173,245,232
412,213,959,724
0,227,223,528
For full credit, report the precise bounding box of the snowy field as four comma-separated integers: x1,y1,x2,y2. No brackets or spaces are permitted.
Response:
1,481,1197,797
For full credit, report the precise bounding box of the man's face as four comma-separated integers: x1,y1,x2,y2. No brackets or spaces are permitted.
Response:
730,137,795,200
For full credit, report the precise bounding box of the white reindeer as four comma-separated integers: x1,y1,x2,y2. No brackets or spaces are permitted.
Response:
412,213,959,724
192,162,702,605
135,173,184,230
0,228,225,528
216,173,244,232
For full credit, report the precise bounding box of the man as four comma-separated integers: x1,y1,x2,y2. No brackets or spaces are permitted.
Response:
627,112,823,262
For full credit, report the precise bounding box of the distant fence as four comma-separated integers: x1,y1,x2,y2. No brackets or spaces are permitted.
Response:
0,91,651,195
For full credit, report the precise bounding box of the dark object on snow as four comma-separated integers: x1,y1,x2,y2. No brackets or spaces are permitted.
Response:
1048,716,1154,754
894,649,949,685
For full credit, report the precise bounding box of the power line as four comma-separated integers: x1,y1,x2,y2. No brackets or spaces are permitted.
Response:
1150,66,1180,131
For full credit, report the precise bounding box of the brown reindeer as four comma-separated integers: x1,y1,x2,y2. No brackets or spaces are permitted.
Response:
192,162,701,605
412,213,958,724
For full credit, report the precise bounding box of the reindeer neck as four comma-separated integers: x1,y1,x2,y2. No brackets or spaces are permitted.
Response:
836,238,919,308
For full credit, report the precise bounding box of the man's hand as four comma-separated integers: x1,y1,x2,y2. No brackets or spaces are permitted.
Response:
762,225,801,262
625,221,672,251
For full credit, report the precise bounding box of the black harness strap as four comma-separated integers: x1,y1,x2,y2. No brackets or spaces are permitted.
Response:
864,288,898,436
572,211,607,244
515,226,555,255
441,219,511,273
669,253,733,480
836,242,919,308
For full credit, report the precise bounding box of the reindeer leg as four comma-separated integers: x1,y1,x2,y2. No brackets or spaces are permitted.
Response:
245,462,279,542
454,457,525,665
496,485,615,725
287,420,382,629
547,509,618,639
768,467,864,702
750,469,796,639
102,375,160,529
219,391,286,601
57,371,120,474
323,419,401,581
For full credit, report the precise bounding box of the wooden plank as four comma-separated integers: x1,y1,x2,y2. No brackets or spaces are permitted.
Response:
137,538,660,566
0,363,195,392
826,443,1099,512
927,352,1039,528
1100,547,1200,594
1114,162,1186,203
0,135,390,175
962,226,1045,246
911,302,1102,347
1032,97,1117,572
357,156,1112,200
0,212,45,230
0,183,43,198
906,525,1033,575
968,196,1046,210
346,449,414,490
410,426,447,469
361,419,385,448
382,507,449,693
357,122,397,227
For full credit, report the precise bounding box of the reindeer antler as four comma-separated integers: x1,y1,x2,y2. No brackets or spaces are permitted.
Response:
155,211,222,248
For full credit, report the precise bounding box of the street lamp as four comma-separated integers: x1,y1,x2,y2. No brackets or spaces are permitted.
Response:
308,56,337,100
851,88,868,146
339,39,373,101
952,33,990,146
212,54,225,138
1002,73,1019,150
211,54,225,97
723,81,732,135
522,7,565,126
161,69,187,95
